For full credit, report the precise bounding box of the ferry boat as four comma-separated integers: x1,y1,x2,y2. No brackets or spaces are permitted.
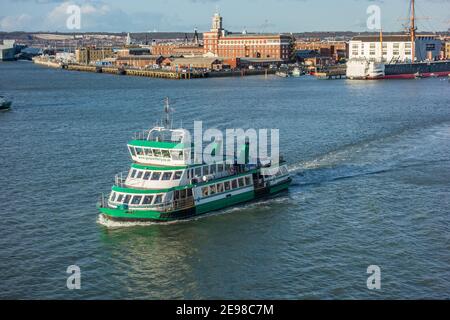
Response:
98,99,292,222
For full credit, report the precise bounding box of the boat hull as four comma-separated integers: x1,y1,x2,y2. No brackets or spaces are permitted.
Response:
0,101,12,110
99,178,292,223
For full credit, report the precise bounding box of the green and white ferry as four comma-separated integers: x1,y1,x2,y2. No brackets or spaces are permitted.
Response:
98,100,291,222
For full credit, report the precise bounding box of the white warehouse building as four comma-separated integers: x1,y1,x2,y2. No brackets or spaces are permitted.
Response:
349,35,442,63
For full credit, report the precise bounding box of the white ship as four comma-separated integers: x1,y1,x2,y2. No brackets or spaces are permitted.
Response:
346,58,385,80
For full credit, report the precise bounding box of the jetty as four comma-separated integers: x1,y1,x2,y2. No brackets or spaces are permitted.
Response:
314,65,347,79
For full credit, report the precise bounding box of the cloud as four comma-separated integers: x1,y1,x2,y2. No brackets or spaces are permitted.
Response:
0,14,34,31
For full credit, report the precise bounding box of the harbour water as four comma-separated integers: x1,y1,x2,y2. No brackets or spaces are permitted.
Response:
0,61,449,299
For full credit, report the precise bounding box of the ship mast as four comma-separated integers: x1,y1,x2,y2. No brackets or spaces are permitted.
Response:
163,97,171,129
379,28,383,62
410,0,417,62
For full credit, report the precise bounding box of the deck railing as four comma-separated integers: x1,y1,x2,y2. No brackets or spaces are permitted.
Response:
99,193,195,213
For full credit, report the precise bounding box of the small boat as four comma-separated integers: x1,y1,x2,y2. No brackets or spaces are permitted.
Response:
275,71,289,78
414,72,424,79
0,96,12,111
291,67,302,77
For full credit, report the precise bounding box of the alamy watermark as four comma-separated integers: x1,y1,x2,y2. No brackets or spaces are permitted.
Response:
367,265,381,290
366,4,381,30
66,5,81,30
135,121,281,169
66,265,81,290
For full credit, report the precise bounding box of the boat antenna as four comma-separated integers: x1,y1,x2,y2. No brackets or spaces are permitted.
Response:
163,97,171,129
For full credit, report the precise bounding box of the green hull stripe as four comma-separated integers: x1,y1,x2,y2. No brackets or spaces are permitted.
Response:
128,140,187,149
269,179,292,194
196,190,255,214
99,207,167,220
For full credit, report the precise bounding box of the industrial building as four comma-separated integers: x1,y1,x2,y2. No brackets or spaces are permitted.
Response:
0,40,17,61
75,47,115,64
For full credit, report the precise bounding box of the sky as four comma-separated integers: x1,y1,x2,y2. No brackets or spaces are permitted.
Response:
0,0,449,33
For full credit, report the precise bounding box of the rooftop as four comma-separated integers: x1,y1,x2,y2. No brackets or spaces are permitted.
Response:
352,35,411,42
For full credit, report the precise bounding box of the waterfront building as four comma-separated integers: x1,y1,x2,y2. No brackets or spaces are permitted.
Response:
169,57,224,71
151,43,204,57
75,47,115,64
348,34,442,63
0,40,17,61
116,47,151,57
445,41,450,59
115,55,164,68
203,12,292,61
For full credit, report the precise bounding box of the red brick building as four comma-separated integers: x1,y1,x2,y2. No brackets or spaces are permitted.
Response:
151,43,204,57
203,12,292,61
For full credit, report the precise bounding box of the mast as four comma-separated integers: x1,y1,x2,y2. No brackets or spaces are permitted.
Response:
410,0,417,62
379,28,383,62
163,97,171,129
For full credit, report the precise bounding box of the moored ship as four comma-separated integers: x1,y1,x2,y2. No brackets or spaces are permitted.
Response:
98,99,291,222
346,0,450,80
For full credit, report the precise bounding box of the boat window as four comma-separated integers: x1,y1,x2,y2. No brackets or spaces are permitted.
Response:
202,187,209,197
161,150,171,158
218,164,224,172
131,196,142,205
224,181,231,191
209,184,216,194
231,180,238,189
130,170,137,178
174,190,180,200
154,194,163,204
171,150,183,160
238,178,244,187
187,170,190,179
135,148,144,155
173,171,183,180
129,146,136,156
195,167,202,177
110,192,116,202
136,171,143,179
144,148,152,156
281,166,288,175
123,195,132,204
187,189,193,197
153,149,161,157
143,171,151,180
151,172,161,180
225,163,231,171
203,166,209,175
245,176,251,186
142,195,153,205
162,172,173,180
217,183,224,193
210,165,216,174
180,189,186,198
117,194,124,203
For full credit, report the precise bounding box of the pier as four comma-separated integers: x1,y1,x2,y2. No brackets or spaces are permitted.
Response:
47,62,275,80
314,65,347,79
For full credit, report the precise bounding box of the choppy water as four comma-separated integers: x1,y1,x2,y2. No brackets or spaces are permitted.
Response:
0,61,449,299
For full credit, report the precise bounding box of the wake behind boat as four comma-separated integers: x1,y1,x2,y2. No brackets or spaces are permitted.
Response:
98,99,292,222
